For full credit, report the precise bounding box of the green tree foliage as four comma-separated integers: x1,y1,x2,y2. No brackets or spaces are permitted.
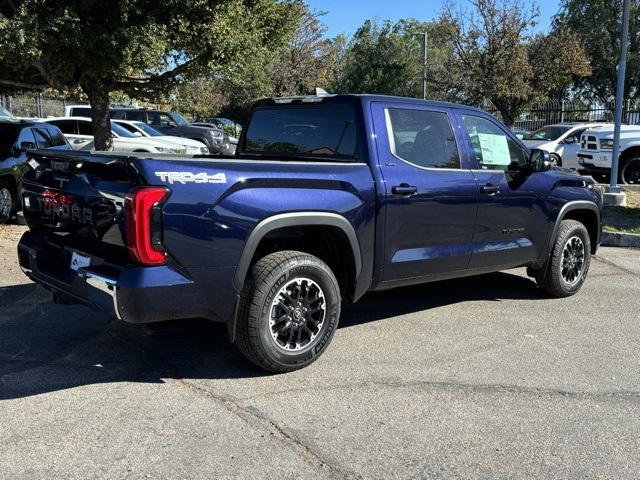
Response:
332,19,436,98
554,0,640,100
440,0,590,126
0,0,300,149
170,5,345,122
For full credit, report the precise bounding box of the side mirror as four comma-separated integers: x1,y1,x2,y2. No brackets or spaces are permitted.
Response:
529,149,552,172
564,136,577,144
19,141,36,152
166,121,176,128
133,131,143,137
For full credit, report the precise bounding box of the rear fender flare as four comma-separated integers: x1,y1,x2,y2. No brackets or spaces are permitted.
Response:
233,212,362,291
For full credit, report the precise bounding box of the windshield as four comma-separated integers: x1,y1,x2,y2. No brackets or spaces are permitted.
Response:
169,112,190,126
111,122,136,138
524,126,571,141
0,124,20,154
132,121,163,137
243,106,357,161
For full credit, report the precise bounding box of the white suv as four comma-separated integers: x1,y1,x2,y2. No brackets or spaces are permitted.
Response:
577,125,640,184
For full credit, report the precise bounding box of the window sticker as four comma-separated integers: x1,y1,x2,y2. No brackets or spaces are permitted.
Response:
477,133,510,166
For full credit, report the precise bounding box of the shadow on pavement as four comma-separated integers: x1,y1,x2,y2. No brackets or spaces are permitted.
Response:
0,271,541,400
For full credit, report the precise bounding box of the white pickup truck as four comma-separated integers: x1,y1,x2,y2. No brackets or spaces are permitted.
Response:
577,125,640,184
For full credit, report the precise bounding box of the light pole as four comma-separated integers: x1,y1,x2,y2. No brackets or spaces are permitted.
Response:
609,0,630,195
413,31,428,99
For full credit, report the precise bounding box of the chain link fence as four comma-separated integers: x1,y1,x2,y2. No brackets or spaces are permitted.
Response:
0,93,70,118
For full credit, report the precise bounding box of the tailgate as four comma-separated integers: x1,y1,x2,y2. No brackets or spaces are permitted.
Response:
21,150,143,263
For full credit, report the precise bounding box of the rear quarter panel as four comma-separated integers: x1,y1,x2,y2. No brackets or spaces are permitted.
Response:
133,157,376,293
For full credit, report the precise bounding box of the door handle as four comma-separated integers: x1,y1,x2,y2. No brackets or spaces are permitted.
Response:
480,184,500,195
391,184,418,196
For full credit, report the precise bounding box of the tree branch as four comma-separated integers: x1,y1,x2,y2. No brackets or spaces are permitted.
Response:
0,78,48,90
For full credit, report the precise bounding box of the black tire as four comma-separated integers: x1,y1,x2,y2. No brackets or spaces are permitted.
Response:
0,180,15,224
550,153,562,167
620,156,640,185
536,219,591,298
236,251,341,373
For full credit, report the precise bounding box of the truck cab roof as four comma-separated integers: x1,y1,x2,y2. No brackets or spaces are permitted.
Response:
257,94,486,114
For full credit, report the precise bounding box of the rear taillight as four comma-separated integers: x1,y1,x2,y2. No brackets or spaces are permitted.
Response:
124,186,170,265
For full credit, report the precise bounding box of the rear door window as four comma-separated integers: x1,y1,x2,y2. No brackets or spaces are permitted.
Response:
385,108,459,169
147,112,174,128
243,106,357,160
77,121,94,136
48,119,77,135
124,110,145,122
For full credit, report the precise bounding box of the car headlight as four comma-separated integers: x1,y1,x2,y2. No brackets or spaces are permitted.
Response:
155,147,168,153
200,146,209,154
600,139,615,149
208,130,223,140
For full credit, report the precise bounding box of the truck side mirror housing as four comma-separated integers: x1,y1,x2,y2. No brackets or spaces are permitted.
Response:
564,136,577,144
19,141,36,152
529,149,552,172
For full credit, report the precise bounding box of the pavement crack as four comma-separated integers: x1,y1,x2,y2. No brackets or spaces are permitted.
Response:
594,254,640,277
242,378,640,404
171,377,359,480
107,330,358,479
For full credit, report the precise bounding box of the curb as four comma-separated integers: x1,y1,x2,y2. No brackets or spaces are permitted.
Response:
601,231,640,248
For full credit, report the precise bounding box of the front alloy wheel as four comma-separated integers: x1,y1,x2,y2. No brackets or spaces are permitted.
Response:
561,236,585,285
0,186,14,224
536,219,591,298
621,158,640,185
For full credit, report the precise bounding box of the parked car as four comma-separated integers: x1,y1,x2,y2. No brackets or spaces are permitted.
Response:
522,123,608,169
44,117,188,153
112,119,209,154
65,105,229,154
191,122,238,155
578,125,640,184
18,94,602,372
201,117,243,136
0,120,70,223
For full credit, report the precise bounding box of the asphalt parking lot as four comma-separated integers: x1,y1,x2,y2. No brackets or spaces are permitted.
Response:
1,224,640,479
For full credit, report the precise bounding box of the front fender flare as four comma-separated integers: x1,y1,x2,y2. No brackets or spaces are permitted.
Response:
545,200,601,257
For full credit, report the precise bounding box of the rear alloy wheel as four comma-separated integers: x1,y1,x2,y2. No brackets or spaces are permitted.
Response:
536,219,591,298
0,182,15,224
236,251,341,373
621,157,640,185
269,277,327,352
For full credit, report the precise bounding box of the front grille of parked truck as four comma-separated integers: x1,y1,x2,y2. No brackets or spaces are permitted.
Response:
581,135,599,150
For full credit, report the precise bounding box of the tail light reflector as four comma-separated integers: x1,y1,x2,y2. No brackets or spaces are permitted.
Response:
124,186,170,265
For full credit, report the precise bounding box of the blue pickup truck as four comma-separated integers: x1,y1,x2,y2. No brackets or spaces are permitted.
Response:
17,94,602,372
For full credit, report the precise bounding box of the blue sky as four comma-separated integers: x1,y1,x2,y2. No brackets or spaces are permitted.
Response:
306,0,560,38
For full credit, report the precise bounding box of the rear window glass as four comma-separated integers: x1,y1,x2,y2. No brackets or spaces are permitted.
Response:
243,106,357,160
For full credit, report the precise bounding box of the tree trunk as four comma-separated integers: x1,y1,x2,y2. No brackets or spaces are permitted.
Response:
81,80,113,151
